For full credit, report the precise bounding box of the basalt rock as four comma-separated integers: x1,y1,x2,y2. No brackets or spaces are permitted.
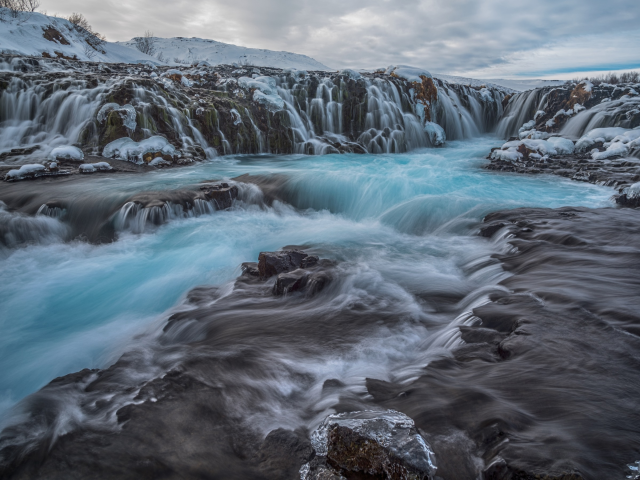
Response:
272,269,330,297
485,150,640,195
258,249,319,279
302,410,437,480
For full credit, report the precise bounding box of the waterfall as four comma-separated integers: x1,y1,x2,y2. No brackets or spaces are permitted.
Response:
0,75,110,159
495,89,549,139
0,57,509,161
561,95,640,140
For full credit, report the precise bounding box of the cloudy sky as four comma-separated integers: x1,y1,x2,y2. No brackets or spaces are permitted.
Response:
43,0,640,79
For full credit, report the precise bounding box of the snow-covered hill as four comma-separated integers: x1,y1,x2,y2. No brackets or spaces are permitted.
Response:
0,8,159,64
115,37,331,70
0,9,330,70
434,73,565,92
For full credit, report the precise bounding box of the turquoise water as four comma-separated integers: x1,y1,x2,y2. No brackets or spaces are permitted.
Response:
0,137,613,421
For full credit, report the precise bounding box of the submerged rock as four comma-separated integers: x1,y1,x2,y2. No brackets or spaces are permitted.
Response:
302,410,436,480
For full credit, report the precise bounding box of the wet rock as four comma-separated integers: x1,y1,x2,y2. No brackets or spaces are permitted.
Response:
258,249,319,279
483,457,584,480
0,146,40,160
615,193,640,208
256,429,314,479
199,183,239,209
241,262,260,277
273,269,330,296
302,410,437,480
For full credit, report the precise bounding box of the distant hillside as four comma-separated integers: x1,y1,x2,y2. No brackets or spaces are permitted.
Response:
434,73,565,92
0,8,158,64
115,36,331,70
0,8,330,70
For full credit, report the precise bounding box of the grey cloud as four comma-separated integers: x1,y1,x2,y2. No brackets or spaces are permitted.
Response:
43,0,640,76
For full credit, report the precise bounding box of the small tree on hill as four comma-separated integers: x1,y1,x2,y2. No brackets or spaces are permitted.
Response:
135,30,156,56
0,0,40,20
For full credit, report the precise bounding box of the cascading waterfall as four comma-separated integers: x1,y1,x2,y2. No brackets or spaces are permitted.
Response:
560,95,640,139
495,88,549,139
0,75,110,158
0,58,509,162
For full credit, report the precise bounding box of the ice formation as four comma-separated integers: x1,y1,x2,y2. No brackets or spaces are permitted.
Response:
49,146,84,161
78,162,113,173
4,164,46,181
97,103,137,131
102,136,177,164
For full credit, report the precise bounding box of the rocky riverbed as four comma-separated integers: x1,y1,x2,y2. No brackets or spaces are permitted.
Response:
2,206,639,480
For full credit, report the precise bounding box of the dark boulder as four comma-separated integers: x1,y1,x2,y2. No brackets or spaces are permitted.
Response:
199,183,239,209
258,249,319,279
273,269,330,297
302,410,437,480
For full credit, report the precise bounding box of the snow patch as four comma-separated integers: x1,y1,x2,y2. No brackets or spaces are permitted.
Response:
49,146,84,161
5,164,45,181
386,65,432,83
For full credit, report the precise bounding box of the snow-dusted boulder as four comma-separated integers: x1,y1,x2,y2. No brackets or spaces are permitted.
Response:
79,162,113,173
49,146,84,161
102,136,177,164
301,410,436,480
547,137,575,155
575,127,629,152
386,65,433,82
491,137,574,162
4,164,46,181
590,128,640,160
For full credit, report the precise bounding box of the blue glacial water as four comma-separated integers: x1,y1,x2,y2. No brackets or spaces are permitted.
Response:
0,137,613,423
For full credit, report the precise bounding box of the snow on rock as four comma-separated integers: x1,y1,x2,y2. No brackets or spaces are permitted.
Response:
627,182,640,199
230,109,242,125
4,164,45,181
547,137,575,155
115,36,330,70
338,69,362,80
102,136,176,164
302,410,436,480
0,8,160,64
492,137,574,162
49,146,84,161
589,128,640,160
575,127,629,152
386,65,432,83
424,122,446,146
79,162,112,173
238,76,284,112
97,104,137,131
519,129,551,140
579,80,593,93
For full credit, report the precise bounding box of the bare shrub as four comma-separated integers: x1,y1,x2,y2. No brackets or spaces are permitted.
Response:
135,31,156,56
0,0,40,21
571,71,640,86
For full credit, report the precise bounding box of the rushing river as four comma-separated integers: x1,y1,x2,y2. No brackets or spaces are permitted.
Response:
0,137,612,429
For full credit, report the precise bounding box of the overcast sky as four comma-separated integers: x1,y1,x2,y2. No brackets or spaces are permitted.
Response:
42,0,640,79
